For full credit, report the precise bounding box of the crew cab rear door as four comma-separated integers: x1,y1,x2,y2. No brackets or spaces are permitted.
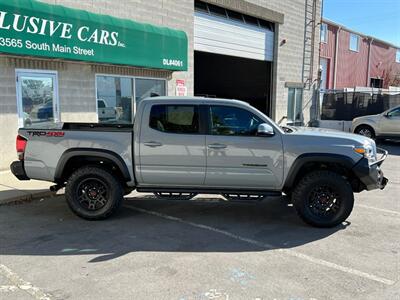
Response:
204,105,284,189
138,103,206,186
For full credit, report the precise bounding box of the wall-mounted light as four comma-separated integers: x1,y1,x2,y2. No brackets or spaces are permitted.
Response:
280,39,287,46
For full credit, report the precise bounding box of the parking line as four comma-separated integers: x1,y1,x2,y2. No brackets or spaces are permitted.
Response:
126,205,396,286
356,204,400,216
0,264,52,300
0,285,18,292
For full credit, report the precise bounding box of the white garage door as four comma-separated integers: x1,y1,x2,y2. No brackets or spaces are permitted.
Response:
194,12,275,62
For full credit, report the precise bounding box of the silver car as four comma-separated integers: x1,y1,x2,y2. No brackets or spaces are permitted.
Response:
352,105,400,140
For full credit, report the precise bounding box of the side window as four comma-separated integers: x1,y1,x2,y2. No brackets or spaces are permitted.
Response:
349,33,360,52
209,106,262,136
388,107,400,117
149,105,199,134
320,23,328,43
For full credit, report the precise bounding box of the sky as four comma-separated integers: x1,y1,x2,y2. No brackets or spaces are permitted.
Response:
323,0,400,46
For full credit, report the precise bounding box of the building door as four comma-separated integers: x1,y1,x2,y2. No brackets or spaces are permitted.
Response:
16,70,59,128
320,58,329,90
194,1,274,115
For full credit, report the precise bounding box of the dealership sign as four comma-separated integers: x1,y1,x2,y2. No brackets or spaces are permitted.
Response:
0,0,188,71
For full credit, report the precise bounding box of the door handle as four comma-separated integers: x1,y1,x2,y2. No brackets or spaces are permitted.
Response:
208,143,227,149
144,141,163,147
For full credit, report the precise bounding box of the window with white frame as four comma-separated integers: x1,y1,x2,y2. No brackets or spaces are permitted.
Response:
320,23,328,43
16,70,59,128
396,49,400,63
96,75,166,124
349,33,360,52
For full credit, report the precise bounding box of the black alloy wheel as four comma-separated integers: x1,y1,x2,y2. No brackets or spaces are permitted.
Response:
77,178,109,211
292,170,354,227
66,166,123,220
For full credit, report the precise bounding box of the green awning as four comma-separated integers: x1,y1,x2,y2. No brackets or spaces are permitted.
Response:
0,0,188,71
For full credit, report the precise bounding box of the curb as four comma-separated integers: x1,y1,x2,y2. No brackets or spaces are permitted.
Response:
0,190,56,206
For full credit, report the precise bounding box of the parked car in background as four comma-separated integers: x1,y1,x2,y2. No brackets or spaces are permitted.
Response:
97,99,117,121
37,101,54,120
352,105,400,140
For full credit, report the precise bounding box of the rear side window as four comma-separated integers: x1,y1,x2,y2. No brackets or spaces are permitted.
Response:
149,105,199,134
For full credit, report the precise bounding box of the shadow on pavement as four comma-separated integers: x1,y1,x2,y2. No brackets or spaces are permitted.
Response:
0,195,349,263
377,140,400,156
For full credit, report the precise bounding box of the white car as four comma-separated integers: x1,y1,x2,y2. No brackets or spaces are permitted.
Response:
97,99,117,121
352,105,400,140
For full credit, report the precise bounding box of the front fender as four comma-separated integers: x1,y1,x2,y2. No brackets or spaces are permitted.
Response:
283,153,358,190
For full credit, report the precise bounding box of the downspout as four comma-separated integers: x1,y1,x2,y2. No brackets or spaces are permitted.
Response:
333,26,341,89
366,38,373,87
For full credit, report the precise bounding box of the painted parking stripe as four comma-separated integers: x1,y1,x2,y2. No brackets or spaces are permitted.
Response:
0,264,52,300
0,285,18,292
356,204,400,216
126,205,395,286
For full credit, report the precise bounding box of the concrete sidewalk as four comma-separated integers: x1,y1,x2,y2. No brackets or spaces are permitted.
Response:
0,170,56,205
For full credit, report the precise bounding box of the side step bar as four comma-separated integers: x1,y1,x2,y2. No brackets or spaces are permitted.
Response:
136,187,282,197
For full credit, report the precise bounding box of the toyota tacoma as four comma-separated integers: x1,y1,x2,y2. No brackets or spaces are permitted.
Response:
11,97,388,227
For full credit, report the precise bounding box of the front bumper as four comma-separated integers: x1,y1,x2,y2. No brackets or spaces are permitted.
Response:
10,161,30,181
352,148,388,191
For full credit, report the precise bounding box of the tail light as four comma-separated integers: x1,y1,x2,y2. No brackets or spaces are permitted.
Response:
16,135,27,160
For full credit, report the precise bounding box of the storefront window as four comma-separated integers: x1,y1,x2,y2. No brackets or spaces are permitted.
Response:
96,75,166,124
135,79,166,105
96,76,133,124
17,71,58,128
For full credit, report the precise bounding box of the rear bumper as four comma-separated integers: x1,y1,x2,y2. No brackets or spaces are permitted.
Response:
352,148,388,191
10,161,30,181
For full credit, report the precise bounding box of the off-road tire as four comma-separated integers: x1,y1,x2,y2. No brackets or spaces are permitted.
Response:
292,171,354,228
355,125,375,139
65,166,123,220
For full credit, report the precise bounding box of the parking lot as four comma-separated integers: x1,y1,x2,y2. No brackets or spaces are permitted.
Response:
0,142,399,300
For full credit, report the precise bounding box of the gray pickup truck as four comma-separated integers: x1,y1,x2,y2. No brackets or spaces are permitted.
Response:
11,97,388,227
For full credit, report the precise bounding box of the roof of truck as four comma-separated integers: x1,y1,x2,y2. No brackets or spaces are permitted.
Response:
142,96,250,106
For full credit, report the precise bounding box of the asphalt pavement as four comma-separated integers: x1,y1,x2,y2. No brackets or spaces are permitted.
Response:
0,141,399,300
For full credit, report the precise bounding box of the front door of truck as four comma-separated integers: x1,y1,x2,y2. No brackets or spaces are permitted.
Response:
138,103,206,186
204,105,284,189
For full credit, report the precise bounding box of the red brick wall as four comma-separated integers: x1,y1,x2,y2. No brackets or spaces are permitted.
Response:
336,30,369,88
320,21,400,89
320,24,336,89
370,41,400,86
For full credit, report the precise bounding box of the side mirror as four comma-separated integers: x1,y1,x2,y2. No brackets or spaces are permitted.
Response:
257,123,275,137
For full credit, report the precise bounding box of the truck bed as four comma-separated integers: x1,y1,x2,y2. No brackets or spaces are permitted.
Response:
18,122,135,185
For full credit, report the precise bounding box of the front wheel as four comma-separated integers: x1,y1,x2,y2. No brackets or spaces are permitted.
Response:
355,125,375,139
292,171,354,228
65,166,124,220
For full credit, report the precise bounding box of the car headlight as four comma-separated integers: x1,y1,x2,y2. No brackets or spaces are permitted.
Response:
354,144,376,161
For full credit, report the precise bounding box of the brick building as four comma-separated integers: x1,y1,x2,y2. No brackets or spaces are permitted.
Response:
0,0,321,171
320,19,400,90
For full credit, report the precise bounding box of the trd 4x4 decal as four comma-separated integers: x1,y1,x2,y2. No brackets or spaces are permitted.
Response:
27,131,65,137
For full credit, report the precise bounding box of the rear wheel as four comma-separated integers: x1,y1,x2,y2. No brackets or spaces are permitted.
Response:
292,171,354,227
355,125,375,139
65,166,123,220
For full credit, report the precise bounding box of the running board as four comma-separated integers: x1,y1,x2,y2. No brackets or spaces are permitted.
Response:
136,187,282,197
